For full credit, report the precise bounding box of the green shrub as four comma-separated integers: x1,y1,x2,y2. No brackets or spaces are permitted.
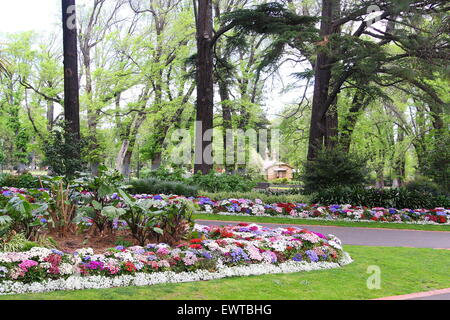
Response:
191,172,256,193
0,173,40,188
404,177,445,196
301,148,368,194
419,131,450,195
42,124,88,179
0,233,28,252
128,178,199,197
141,167,187,182
311,186,450,209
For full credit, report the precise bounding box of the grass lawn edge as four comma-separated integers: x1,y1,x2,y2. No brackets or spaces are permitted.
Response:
193,214,450,232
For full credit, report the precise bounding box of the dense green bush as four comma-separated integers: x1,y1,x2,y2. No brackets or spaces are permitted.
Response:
128,178,199,197
0,173,40,188
140,169,257,193
191,172,256,193
311,186,450,209
199,191,312,204
419,131,450,195
42,124,87,179
301,148,368,194
141,167,187,182
404,177,445,196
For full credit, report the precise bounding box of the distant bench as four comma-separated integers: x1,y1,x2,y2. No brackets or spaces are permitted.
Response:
254,182,270,190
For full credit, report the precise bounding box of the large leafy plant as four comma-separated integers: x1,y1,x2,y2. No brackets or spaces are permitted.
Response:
74,166,126,234
114,190,197,246
40,176,78,236
114,190,163,246
3,194,48,240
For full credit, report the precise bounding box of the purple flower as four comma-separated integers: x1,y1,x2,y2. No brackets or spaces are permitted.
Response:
202,251,213,259
305,250,319,262
292,254,303,262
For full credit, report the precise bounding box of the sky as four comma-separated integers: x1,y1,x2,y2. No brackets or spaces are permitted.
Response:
0,0,303,118
0,0,61,34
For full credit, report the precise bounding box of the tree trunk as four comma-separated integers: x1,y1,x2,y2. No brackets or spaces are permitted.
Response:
340,91,367,152
307,0,338,160
151,152,162,170
116,140,131,177
194,0,214,174
61,0,81,141
46,99,54,131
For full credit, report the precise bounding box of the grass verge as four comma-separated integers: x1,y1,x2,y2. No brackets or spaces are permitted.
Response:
1,246,449,300
193,213,450,232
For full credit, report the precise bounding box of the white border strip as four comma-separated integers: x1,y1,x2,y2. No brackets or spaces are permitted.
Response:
0,253,353,296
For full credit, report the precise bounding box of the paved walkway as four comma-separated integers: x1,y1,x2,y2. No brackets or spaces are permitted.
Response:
373,288,450,300
196,219,450,249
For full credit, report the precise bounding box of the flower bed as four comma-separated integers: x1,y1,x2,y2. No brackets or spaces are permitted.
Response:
195,199,450,225
0,223,351,295
1,187,449,225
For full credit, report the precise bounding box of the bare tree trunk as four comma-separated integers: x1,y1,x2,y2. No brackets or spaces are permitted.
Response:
194,0,214,174
115,112,146,176
46,100,54,131
61,0,81,141
151,152,162,170
307,0,336,160
308,0,340,160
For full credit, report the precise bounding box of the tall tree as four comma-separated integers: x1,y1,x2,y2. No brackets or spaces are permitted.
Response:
61,0,81,141
194,0,214,174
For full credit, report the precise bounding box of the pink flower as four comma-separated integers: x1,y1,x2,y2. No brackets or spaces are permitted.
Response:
18,260,38,271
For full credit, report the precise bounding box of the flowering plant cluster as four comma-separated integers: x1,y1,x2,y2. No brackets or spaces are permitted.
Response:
1,188,448,227
198,199,449,224
0,223,347,289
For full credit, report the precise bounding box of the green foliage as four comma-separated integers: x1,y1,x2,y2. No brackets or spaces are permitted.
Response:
114,236,133,248
128,178,198,197
0,173,40,188
0,233,28,252
419,131,450,195
114,190,196,246
301,148,368,194
156,198,197,246
404,177,444,196
3,194,49,240
222,2,318,71
43,125,87,179
74,166,126,233
141,167,187,182
191,172,256,193
311,186,450,209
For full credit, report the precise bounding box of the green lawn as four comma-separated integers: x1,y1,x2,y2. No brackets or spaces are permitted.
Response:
1,245,449,300
193,213,450,232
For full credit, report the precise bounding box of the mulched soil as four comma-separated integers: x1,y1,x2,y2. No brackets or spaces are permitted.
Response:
45,229,139,254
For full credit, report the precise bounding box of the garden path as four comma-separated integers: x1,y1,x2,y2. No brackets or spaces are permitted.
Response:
196,220,450,249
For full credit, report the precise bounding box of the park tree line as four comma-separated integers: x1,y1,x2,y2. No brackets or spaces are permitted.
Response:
0,0,448,190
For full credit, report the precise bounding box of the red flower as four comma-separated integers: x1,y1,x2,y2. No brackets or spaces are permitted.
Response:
238,223,249,227
189,244,202,249
124,261,137,272
190,239,203,244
